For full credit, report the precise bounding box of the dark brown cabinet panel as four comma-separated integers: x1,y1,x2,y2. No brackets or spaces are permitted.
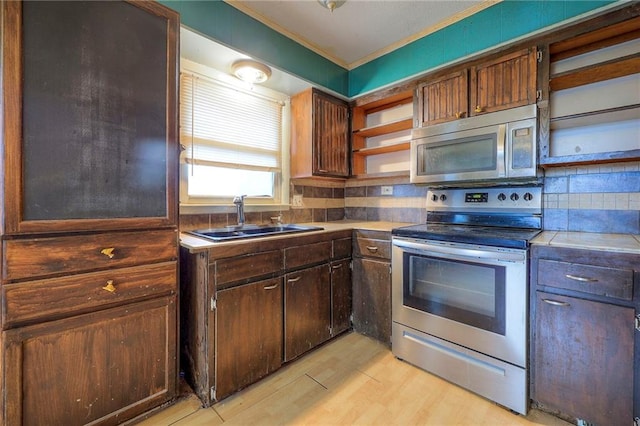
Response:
530,245,640,425
417,70,468,126
290,88,349,178
470,47,537,116
330,259,352,336
215,278,283,401
284,264,331,361
352,258,391,346
2,0,178,235
3,297,177,426
533,292,634,426
417,47,537,126
0,2,180,423
181,231,352,405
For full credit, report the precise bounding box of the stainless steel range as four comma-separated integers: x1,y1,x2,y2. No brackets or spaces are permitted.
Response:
391,186,542,415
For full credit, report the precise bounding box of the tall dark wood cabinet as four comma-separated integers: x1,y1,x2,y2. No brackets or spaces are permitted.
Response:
0,1,180,424
290,88,350,178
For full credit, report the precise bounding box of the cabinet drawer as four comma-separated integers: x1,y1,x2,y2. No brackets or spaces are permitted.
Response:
332,237,352,260
354,238,391,260
2,261,177,328
215,250,283,287
3,229,177,281
285,241,331,270
537,259,633,300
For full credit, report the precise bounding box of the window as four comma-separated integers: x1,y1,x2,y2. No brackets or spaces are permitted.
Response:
179,63,289,207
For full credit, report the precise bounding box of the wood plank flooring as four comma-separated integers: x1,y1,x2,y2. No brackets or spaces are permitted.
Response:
139,332,570,426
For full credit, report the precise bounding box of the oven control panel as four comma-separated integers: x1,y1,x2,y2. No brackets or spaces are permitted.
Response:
427,186,542,212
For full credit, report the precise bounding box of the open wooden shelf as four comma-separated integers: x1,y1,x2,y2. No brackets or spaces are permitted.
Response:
352,118,413,139
352,142,410,157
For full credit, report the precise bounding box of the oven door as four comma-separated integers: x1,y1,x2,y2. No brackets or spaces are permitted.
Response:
391,237,528,367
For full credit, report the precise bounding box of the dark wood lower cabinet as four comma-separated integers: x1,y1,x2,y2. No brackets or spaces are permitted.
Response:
3,297,177,426
284,264,331,361
330,259,352,336
215,277,283,400
352,258,391,346
533,292,634,426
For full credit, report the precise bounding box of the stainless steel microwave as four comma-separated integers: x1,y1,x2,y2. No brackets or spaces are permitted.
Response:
410,105,537,185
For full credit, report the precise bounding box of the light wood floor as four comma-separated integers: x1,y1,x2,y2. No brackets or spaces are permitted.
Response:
139,332,570,426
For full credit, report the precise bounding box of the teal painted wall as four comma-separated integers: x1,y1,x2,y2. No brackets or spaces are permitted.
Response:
162,0,617,98
348,0,615,96
160,0,349,94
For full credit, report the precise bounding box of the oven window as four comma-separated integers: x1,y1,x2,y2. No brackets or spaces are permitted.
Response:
403,252,506,335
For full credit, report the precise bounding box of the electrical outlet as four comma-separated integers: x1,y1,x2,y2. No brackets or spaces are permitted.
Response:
381,186,393,196
292,194,303,207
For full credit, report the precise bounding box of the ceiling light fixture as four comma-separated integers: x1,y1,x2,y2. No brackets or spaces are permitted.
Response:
231,59,272,84
317,0,345,13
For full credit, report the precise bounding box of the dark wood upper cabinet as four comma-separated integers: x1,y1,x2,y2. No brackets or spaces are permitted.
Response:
291,88,350,178
417,70,469,126
469,47,538,116
417,47,537,127
1,0,179,235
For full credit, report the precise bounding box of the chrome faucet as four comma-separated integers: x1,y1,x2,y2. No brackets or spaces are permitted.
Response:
233,195,246,226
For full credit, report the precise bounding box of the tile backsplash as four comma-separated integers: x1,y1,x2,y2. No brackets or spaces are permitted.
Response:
543,161,640,234
179,162,640,235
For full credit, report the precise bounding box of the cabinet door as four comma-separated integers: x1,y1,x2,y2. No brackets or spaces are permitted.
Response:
1,1,179,234
330,259,352,336
2,297,177,426
533,291,634,425
215,278,283,401
470,47,537,116
352,258,391,346
284,264,331,361
418,70,468,126
312,91,350,177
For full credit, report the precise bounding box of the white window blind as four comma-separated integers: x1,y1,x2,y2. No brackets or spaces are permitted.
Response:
180,72,283,172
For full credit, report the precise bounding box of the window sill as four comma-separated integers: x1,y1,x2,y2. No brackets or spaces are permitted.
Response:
180,203,291,215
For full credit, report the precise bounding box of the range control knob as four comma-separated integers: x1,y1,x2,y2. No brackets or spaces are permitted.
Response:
510,193,520,201
431,194,439,202
524,192,533,201
439,194,447,202
497,193,507,201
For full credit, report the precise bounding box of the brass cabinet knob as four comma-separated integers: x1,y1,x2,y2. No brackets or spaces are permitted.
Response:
455,111,465,119
474,105,483,113
102,280,116,293
100,247,115,259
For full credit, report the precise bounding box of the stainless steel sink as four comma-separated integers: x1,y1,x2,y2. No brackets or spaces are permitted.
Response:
188,224,324,242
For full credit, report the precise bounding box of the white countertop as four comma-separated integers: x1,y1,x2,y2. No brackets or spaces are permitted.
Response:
532,231,640,254
179,220,416,251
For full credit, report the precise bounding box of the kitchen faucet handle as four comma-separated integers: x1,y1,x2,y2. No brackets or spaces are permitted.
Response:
233,194,247,203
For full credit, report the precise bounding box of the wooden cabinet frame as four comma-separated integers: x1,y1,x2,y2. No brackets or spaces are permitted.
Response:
1,0,179,235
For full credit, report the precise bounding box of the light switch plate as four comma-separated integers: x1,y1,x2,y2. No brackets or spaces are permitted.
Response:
292,194,303,206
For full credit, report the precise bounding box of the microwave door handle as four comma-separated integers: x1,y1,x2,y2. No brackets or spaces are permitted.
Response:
497,124,507,178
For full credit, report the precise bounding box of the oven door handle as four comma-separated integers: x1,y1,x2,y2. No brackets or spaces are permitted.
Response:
392,238,525,263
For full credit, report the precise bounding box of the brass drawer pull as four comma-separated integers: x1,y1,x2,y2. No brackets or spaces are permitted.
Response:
542,298,569,307
287,276,301,283
455,111,465,119
102,280,116,293
263,283,279,290
565,274,598,283
331,264,343,270
474,105,483,113
100,247,115,259
366,246,379,253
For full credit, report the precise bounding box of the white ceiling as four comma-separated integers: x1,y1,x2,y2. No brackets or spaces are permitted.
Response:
229,0,489,68
181,0,493,97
